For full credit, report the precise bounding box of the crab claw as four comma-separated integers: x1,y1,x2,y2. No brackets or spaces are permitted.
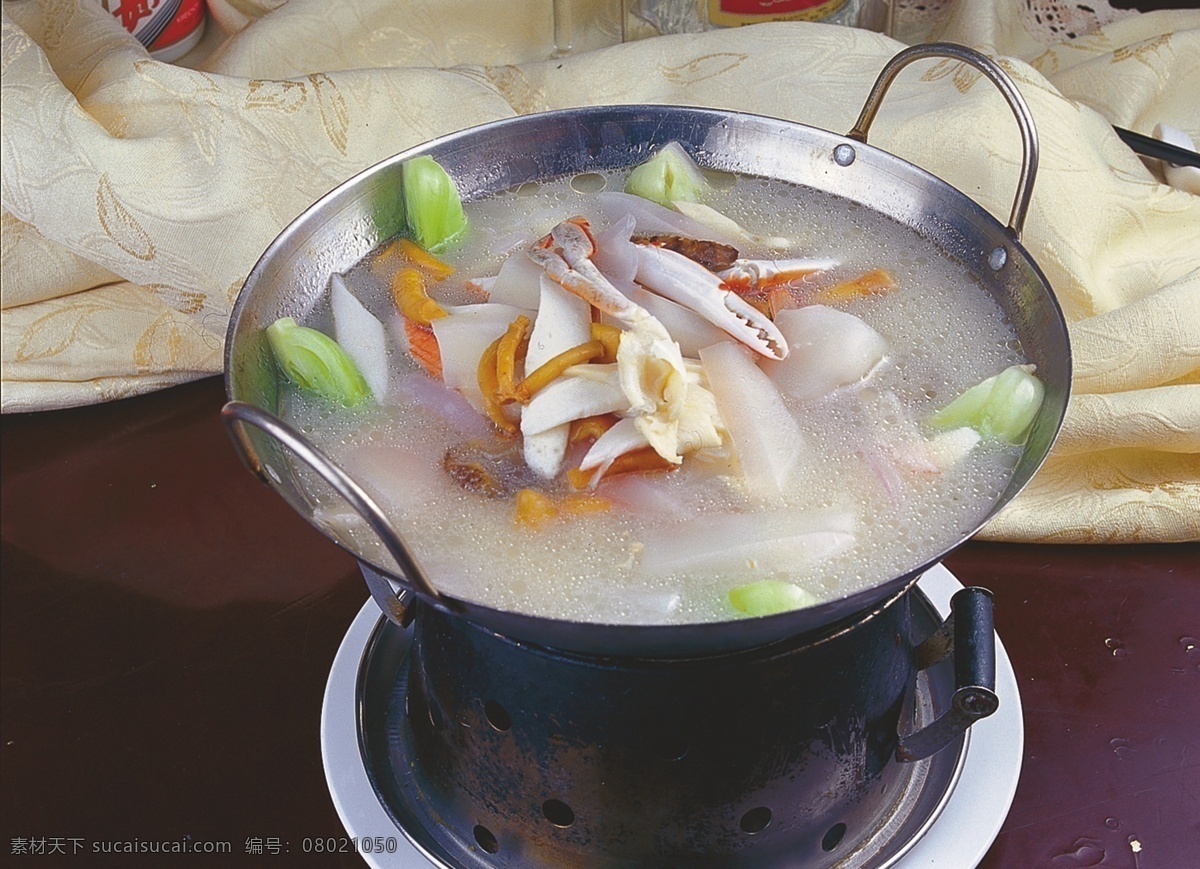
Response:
634,244,790,360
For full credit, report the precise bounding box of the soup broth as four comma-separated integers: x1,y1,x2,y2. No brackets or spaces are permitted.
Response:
279,168,1026,625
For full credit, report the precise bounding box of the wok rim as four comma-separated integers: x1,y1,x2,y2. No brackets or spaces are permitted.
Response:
223,103,1071,656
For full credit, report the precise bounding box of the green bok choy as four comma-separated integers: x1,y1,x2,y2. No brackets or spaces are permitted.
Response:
266,316,371,406
402,155,468,253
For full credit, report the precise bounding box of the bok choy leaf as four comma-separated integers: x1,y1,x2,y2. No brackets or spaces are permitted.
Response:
402,155,468,253
929,364,1044,443
729,579,817,617
266,317,371,406
625,141,708,207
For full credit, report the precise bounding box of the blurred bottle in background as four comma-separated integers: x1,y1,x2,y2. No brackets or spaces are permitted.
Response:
552,0,630,55
628,0,892,36
99,0,208,62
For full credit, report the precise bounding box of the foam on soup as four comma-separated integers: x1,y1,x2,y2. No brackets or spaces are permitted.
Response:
279,169,1026,625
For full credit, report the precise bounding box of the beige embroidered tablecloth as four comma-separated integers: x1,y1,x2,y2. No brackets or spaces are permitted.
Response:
2,0,1198,541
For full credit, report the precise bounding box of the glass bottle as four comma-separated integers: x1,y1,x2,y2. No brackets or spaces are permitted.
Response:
629,0,892,36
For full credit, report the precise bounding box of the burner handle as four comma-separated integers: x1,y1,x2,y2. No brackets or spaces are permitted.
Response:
897,587,999,763
221,400,449,619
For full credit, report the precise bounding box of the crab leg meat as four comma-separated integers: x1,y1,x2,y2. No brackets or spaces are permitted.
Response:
528,218,646,325
718,257,838,292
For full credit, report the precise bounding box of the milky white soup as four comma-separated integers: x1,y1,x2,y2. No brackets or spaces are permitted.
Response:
278,169,1027,625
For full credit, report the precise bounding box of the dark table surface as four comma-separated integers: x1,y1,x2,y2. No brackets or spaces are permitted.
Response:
2,375,1197,868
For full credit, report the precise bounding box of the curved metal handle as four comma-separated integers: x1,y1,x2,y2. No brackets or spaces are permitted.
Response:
846,42,1039,239
897,586,999,763
220,400,446,610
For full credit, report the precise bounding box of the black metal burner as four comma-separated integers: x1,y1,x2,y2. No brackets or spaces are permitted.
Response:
356,585,994,868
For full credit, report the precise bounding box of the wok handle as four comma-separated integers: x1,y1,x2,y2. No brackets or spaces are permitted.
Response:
220,400,447,615
896,586,999,763
846,42,1039,240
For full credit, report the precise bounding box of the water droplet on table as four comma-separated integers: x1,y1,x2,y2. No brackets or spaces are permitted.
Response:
1109,737,1135,759
1052,837,1106,865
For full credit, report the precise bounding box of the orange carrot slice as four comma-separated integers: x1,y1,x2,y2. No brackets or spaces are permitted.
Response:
606,447,678,477
590,322,621,363
561,492,611,516
495,315,531,402
514,488,558,528
568,414,618,444
395,238,455,281
566,466,594,490
817,268,896,303
376,238,456,282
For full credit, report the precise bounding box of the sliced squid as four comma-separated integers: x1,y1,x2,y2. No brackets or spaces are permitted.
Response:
520,366,628,437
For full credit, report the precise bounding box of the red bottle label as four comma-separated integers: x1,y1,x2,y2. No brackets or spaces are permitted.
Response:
101,0,206,52
708,0,848,26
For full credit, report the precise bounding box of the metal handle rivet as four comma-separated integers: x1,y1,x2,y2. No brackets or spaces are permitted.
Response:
989,246,1008,271
834,143,857,166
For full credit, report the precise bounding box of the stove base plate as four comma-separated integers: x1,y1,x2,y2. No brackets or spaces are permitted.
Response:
321,564,1022,868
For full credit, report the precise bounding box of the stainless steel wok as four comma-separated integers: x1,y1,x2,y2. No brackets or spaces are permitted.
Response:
223,43,1070,657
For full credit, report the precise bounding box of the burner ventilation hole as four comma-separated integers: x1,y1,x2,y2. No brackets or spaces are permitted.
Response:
484,700,511,732
542,799,575,828
822,822,848,851
472,825,500,854
739,807,772,835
